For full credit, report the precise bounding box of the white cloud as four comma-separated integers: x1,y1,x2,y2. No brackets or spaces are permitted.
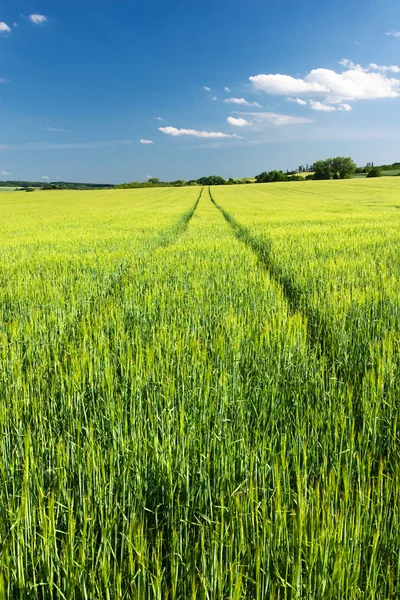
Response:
250,60,400,104
0,22,11,33
224,86,231,92
386,31,400,38
29,14,47,24
140,139,153,144
309,101,336,112
159,126,240,139
227,117,251,126
224,97,262,107
236,111,313,126
44,127,66,132
287,97,308,105
212,96,218,100
0,171,10,175
369,63,400,73
154,116,163,121
41,176,49,180
204,86,211,91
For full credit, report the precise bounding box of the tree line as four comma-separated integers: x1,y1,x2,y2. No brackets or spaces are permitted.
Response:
1,159,398,192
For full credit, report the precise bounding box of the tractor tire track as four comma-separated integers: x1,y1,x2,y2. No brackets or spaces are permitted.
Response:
208,186,368,419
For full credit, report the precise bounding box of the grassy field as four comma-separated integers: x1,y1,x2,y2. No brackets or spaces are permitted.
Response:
0,187,18,193
0,180,399,598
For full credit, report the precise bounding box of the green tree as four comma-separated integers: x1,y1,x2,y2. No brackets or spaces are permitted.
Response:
366,167,382,178
313,159,333,180
331,157,357,179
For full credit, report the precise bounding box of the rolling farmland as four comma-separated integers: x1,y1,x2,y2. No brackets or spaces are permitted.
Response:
0,180,399,598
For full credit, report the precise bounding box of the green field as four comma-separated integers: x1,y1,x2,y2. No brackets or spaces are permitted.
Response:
0,179,399,598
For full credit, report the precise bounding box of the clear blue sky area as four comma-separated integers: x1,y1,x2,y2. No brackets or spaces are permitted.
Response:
1,0,400,182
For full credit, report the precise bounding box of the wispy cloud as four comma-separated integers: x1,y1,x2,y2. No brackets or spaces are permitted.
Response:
0,171,10,175
204,86,211,92
224,97,262,107
154,116,163,121
227,116,251,127
140,139,154,144
386,31,400,38
290,99,352,112
159,126,240,139
235,111,313,127
0,140,133,151
44,127,67,132
29,14,48,24
234,111,313,126
41,176,49,180
224,86,231,92
287,97,308,105
0,22,11,33
369,62,400,73
212,96,218,101
250,59,400,104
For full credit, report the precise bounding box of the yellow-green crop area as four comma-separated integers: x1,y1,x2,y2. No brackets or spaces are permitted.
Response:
0,180,399,598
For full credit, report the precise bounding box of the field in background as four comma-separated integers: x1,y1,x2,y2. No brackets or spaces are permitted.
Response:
0,179,399,598
0,187,17,192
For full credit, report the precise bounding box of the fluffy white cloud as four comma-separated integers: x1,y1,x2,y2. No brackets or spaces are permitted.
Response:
140,139,153,144
29,14,47,24
235,111,312,125
0,171,10,175
224,97,262,107
224,86,231,92
204,86,211,92
159,126,240,138
250,60,400,104
386,31,400,38
0,22,11,33
154,116,163,121
227,117,251,126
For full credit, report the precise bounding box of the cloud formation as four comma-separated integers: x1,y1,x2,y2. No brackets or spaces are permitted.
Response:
159,126,240,139
250,60,400,104
0,171,10,175
309,100,352,112
0,22,11,33
29,14,47,24
204,86,211,92
287,98,308,105
369,63,400,73
44,127,66,132
227,117,251,126
236,111,312,126
224,86,231,92
224,97,262,107
41,176,49,180
140,139,154,144
386,31,400,38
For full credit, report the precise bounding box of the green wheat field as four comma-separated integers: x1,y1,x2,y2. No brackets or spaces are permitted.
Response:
0,178,399,598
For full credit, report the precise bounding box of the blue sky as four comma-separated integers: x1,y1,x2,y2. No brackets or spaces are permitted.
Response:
0,0,400,182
